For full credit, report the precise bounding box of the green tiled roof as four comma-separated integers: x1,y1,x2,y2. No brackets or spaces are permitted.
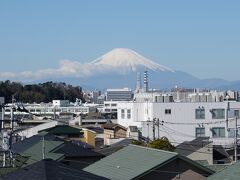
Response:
0,155,29,176
84,145,178,180
20,140,64,165
207,162,240,180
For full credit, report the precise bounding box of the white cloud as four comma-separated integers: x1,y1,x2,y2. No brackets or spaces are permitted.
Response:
0,60,100,81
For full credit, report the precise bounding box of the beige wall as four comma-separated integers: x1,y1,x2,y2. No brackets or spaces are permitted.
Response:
115,127,127,138
103,127,126,145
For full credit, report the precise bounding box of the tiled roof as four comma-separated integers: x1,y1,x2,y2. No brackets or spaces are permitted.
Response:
0,159,108,180
84,145,214,180
84,145,178,180
39,125,83,135
12,134,62,153
207,161,240,180
176,137,211,156
102,123,127,130
51,141,104,157
12,134,102,166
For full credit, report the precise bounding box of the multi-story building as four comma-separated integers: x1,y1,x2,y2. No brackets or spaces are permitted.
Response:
106,88,133,101
117,100,240,147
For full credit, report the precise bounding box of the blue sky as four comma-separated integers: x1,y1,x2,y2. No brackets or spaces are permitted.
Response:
0,0,240,81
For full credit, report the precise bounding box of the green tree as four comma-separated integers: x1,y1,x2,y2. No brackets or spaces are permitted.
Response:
148,137,175,151
131,139,146,146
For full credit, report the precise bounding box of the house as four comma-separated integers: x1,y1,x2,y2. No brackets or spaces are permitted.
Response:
11,133,104,168
38,125,97,148
102,123,127,145
39,125,84,141
95,138,133,156
176,138,231,165
84,145,214,180
176,137,213,165
80,128,96,148
127,126,139,140
0,159,107,180
207,161,240,180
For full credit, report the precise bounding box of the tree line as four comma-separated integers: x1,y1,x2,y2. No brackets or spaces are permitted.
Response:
0,80,84,103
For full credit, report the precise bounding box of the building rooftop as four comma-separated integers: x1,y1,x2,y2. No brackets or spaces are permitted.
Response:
102,123,127,131
39,125,83,136
12,134,102,165
0,159,107,180
207,161,240,180
84,145,213,180
175,137,211,156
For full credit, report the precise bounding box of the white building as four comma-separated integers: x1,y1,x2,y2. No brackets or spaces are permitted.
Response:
103,101,118,113
106,88,133,101
117,100,240,147
52,100,70,107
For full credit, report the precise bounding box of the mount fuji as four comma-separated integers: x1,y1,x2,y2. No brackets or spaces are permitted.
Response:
56,48,235,90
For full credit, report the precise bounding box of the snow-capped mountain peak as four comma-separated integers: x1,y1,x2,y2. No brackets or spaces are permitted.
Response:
92,48,174,72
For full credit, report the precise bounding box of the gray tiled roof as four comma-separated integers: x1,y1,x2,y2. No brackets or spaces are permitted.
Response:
176,137,211,156
0,159,108,180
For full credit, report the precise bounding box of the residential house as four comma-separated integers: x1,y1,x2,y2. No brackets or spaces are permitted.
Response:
0,159,107,180
102,123,127,145
39,125,83,141
80,128,96,148
11,133,104,169
176,138,231,165
84,145,214,180
176,137,213,165
127,126,139,140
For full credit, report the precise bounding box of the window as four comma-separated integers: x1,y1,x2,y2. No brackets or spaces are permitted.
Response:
211,109,225,119
196,127,205,138
165,109,171,114
127,109,131,119
228,128,240,138
121,109,125,119
195,109,205,119
234,110,239,117
212,127,225,138
105,104,110,107
111,104,117,107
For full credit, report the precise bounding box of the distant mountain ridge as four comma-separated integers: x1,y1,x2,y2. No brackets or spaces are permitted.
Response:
65,48,238,90
92,48,174,73
3,48,240,90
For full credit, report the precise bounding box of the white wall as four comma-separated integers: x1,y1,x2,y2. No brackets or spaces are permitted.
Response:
18,121,59,138
117,101,240,146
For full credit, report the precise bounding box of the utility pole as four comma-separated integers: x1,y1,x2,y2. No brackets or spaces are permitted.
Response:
157,118,160,139
235,116,238,163
152,118,156,140
1,105,4,129
42,135,45,159
9,104,15,167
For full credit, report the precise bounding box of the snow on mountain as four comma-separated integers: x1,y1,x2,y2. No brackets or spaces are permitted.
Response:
92,48,174,72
